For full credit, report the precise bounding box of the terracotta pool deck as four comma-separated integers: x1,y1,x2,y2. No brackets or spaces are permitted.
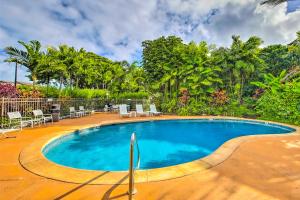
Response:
0,113,300,199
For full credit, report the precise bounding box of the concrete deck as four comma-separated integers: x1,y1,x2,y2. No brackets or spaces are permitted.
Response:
0,113,300,199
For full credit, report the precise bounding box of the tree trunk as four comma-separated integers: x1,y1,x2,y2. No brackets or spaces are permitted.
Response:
46,75,50,97
176,76,179,99
239,73,244,104
14,62,18,87
32,74,37,89
59,76,63,97
168,80,171,99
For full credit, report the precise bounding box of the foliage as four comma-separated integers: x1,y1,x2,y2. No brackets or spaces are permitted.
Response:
179,88,190,106
210,36,264,102
260,0,287,6
17,85,43,98
211,90,229,106
0,83,19,98
252,68,300,124
255,91,300,125
3,31,300,125
112,92,149,100
260,44,290,76
60,88,107,99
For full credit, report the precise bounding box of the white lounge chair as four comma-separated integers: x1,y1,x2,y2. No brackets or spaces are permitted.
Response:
79,106,92,116
33,109,53,124
119,104,134,117
104,105,109,112
112,105,119,112
136,104,149,117
69,107,82,118
0,129,17,138
7,112,40,130
149,104,162,116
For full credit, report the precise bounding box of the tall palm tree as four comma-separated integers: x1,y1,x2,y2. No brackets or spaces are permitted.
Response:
261,0,286,5
4,46,27,87
18,40,42,87
4,40,42,87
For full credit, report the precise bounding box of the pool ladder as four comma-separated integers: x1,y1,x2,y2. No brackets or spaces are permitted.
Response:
128,132,140,199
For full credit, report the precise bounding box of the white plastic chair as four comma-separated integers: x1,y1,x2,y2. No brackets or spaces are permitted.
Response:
79,106,91,116
69,107,82,118
33,109,53,124
136,104,149,117
7,111,39,130
119,104,134,117
149,104,162,116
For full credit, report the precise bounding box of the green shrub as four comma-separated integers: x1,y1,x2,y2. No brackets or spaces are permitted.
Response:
112,91,149,99
161,98,177,113
255,91,300,125
39,86,60,98
60,88,107,99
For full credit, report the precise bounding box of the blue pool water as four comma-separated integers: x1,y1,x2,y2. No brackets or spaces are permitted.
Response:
43,119,294,171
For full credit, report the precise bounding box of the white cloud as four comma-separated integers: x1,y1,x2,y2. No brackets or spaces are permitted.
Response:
0,0,299,82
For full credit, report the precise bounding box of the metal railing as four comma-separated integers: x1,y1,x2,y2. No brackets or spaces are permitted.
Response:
128,132,140,199
0,97,149,128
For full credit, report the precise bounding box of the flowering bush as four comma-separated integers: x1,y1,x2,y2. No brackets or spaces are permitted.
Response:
211,89,228,105
179,88,190,106
0,83,19,98
17,85,44,98
252,88,264,99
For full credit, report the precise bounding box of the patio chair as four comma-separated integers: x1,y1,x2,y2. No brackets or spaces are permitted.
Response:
136,104,149,117
7,112,40,130
112,105,119,112
0,129,17,138
79,106,92,116
149,104,162,116
119,104,134,117
69,107,82,118
104,105,109,112
0,129,8,138
33,109,53,125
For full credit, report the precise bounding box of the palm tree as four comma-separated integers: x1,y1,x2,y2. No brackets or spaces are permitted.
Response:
18,40,42,87
4,40,42,87
4,46,27,87
261,0,286,5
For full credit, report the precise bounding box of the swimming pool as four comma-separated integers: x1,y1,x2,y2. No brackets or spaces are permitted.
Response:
43,119,294,171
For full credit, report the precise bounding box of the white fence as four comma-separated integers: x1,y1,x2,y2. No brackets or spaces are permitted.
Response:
0,97,147,127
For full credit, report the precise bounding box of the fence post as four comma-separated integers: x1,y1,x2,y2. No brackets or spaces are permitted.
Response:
1,97,4,128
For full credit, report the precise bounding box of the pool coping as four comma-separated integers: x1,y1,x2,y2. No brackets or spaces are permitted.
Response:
19,116,300,185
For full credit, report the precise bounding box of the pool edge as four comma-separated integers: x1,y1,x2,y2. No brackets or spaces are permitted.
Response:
19,116,300,185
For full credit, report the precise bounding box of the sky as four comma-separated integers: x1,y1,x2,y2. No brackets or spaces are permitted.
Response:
0,0,300,82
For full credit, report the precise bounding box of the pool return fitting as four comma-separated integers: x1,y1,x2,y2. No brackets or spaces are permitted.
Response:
128,132,140,199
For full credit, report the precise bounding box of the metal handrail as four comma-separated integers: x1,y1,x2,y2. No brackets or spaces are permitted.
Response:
128,132,140,198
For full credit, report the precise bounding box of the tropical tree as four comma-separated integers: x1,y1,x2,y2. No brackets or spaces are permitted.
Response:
212,36,264,102
260,44,291,76
142,36,183,86
121,62,146,92
36,48,68,95
251,68,300,124
175,42,221,97
4,45,28,87
5,40,42,87
288,31,300,68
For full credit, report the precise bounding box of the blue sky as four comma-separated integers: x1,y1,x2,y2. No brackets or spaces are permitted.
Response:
288,0,300,13
0,0,300,82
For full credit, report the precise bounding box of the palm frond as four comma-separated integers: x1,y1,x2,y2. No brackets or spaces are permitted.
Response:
4,46,28,64
260,0,287,6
